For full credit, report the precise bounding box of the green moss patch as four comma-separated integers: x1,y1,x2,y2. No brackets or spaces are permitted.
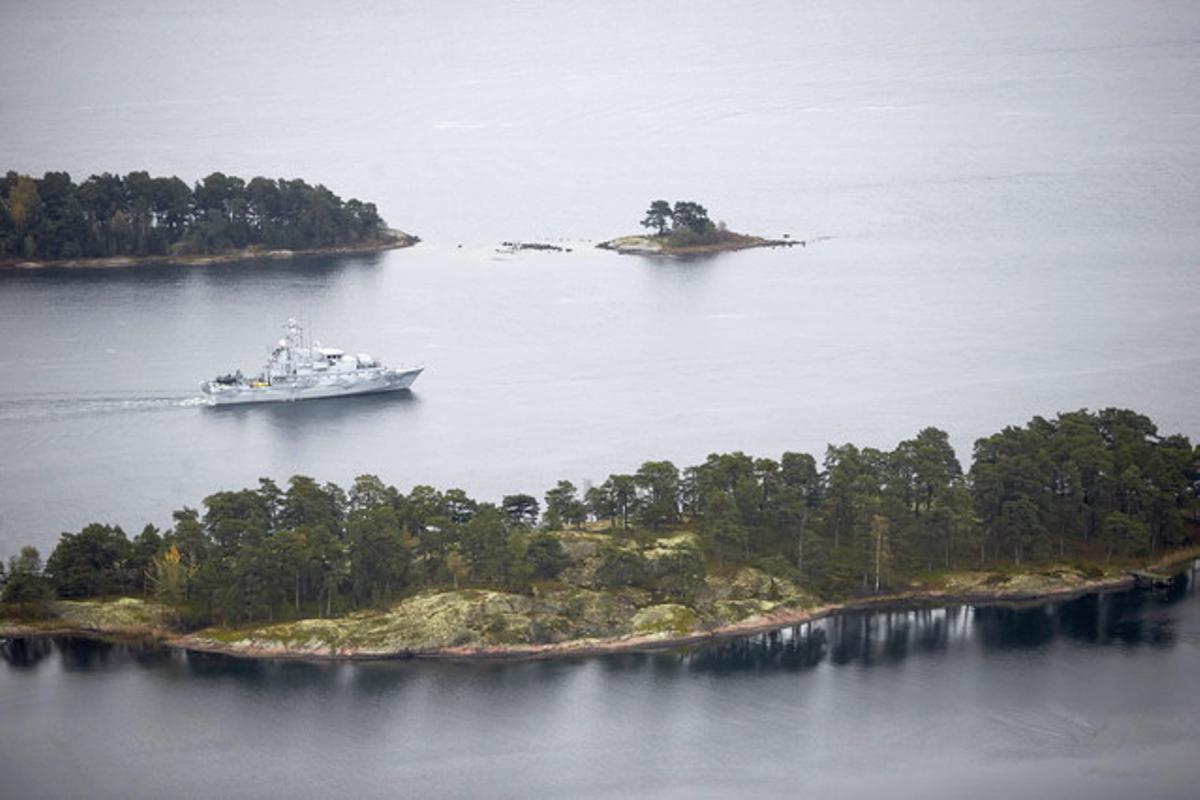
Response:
631,604,698,637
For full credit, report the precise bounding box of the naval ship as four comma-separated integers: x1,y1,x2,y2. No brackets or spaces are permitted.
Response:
201,319,423,405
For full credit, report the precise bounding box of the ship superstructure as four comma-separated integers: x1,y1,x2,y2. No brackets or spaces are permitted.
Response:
201,319,422,405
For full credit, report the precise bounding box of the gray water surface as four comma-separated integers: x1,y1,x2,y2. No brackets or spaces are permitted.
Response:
2,1,1199,554
3,575,1198,799
3,3,1199,797
3,0,1199,552
1,237,1197,555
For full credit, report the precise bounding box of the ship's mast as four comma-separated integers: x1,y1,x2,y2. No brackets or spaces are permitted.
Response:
285,317,303,376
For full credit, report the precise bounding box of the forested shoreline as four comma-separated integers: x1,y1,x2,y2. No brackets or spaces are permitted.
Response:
2,408,1197,633
0,170,392,262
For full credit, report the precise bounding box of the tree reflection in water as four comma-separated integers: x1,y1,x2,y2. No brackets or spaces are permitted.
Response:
680,568,1192,673
0,636,54,669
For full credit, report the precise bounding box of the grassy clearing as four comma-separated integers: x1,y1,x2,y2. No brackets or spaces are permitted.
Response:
632,604,698,637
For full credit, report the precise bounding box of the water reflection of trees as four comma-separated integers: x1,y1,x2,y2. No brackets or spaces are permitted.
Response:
0,636,178,671
686,608,958,673
679,625,829,672
0,636,54,668
54,637,115,670
975,572,1190,651
684,570,1192,672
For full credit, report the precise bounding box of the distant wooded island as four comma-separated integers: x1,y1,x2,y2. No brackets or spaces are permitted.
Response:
0,170,415,267
1,178,810,266
598,199,807,255
2,407,1196,659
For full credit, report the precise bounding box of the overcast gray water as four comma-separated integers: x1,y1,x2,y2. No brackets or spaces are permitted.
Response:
1,0,1198,556
1,1,1199,795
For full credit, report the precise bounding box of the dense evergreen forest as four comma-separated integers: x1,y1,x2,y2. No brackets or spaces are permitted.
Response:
2,408,1197,626
640,199,733,247
0,170,388,260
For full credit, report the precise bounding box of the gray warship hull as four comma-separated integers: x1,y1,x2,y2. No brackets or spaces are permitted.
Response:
203,366,422,405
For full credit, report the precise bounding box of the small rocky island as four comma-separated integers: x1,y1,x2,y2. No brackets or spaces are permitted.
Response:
0,170,417,269
598,199,806,256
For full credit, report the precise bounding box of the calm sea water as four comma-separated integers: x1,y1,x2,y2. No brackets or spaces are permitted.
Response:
1,3,1199,794
3,574,1198,799
1,0,1198,556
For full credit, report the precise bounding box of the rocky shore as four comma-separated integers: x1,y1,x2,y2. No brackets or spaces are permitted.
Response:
0,229,418,270
597,232,811,257
164,567,1146,661
5,546,1195,663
